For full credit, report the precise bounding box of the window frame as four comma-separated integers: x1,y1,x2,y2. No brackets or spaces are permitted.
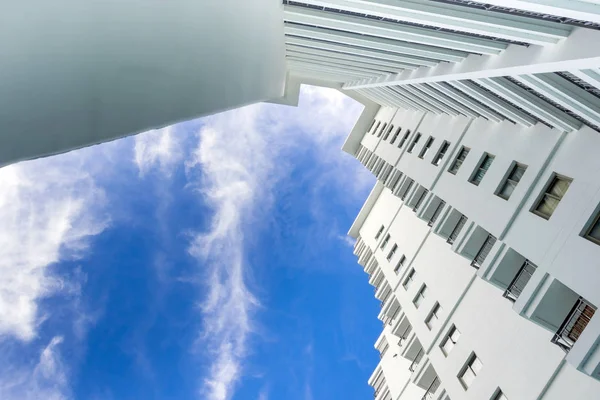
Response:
496,162,527,200
458,353,482,390
448,146,470,175
375,225,385,240
387,244,398,261
398,130,411,148
390,127,402,144
418,136,435,159
383,124,394,141
413,284,427,308
469,153,495,186
372,121,381,135
583,208,600,245
380,233,391,249
440,325,460,356
432,141,450,166
377,123,388,138
425,302,441,330
491,389,508,400
403,268,415,290
406,132,422,153
531,173,573,220
394,255,406,274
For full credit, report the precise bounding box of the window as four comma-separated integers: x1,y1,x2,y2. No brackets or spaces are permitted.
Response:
459,354,482,389
584,209,600,245
390,127,402,144
387,244,398,261
419,136,434,159
383,124,393,141
440,325,460,356
377,123,388,138
368,119,376,133
532,174,572,219
375,225,384,240
379,341,389,358
413,284,427,308
403,268,415,290
400,179,414,201
407,133,421,153
394,255,406,274
497,163,527,200
372,121,381,135
398,130,411,148
469,153,494,186
432,141,450,166
448,147,470,175
492,389,508,400
425,303,442,330
380,233,390,249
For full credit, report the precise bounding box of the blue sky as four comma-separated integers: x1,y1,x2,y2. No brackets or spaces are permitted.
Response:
0,86,380,400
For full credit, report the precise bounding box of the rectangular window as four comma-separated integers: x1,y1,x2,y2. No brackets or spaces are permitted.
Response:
418,136,434,159
492,389,508,400
407,133,421,153
398,130,411,148
390,127,402,144
377,123,388,138
584,209,600,245
394,255,406,274
380,233,390,249
497,163,527,200
425,303,442,330
459,354,482,390
440,325,460,356
387,244,398,261
368,119,376,133
413,284,427,308
469,153,494,186
448,147,470,175
372,121,381,135
432,141,450,166
383,124,393,141
403,268,415,290
532,174,572,219
400,179,414,201
375,225,384,240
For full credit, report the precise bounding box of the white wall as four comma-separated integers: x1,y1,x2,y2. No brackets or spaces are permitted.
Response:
0,0,287,166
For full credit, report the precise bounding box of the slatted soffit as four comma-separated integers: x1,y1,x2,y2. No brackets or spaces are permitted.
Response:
282,0,600,132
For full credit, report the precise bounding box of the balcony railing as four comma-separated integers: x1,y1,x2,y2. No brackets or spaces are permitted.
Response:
397,324,412,347
412,190,428,212
503,260,537,302
471,234,496,269
427,201,446,227
552,297,596,352
447,215,467,244
421,377,440,400
409,348,424,372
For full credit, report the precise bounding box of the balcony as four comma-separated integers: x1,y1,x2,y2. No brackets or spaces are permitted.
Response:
471,234,496,269
412,189,429,213
447,214,467,244
503,260,537,302
552,297,596,352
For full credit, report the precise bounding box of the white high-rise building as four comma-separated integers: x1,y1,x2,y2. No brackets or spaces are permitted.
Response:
5,2,600,398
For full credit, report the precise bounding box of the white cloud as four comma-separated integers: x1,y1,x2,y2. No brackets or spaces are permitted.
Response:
0,156,107,341
134,126,183,176
186,86,372,400
0,336,69,400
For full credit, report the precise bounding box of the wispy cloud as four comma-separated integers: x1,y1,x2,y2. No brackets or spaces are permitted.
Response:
0,157,107,341
186,86,370,400
134,126,184,177
0,336,69,400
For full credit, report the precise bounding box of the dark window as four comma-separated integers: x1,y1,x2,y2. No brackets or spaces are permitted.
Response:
469,153,495,186
448,147,470,175
432,141,450,166
390,127,402,144
383,124,394,141
407,133,421,153
398,130,411,148
497,163,527,200
532,174,572,219
584,209,600,245
419,136,435,159
377,123,388,138
375,225,384,240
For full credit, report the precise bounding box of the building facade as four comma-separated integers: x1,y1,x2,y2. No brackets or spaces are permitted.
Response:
347,86,600,400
